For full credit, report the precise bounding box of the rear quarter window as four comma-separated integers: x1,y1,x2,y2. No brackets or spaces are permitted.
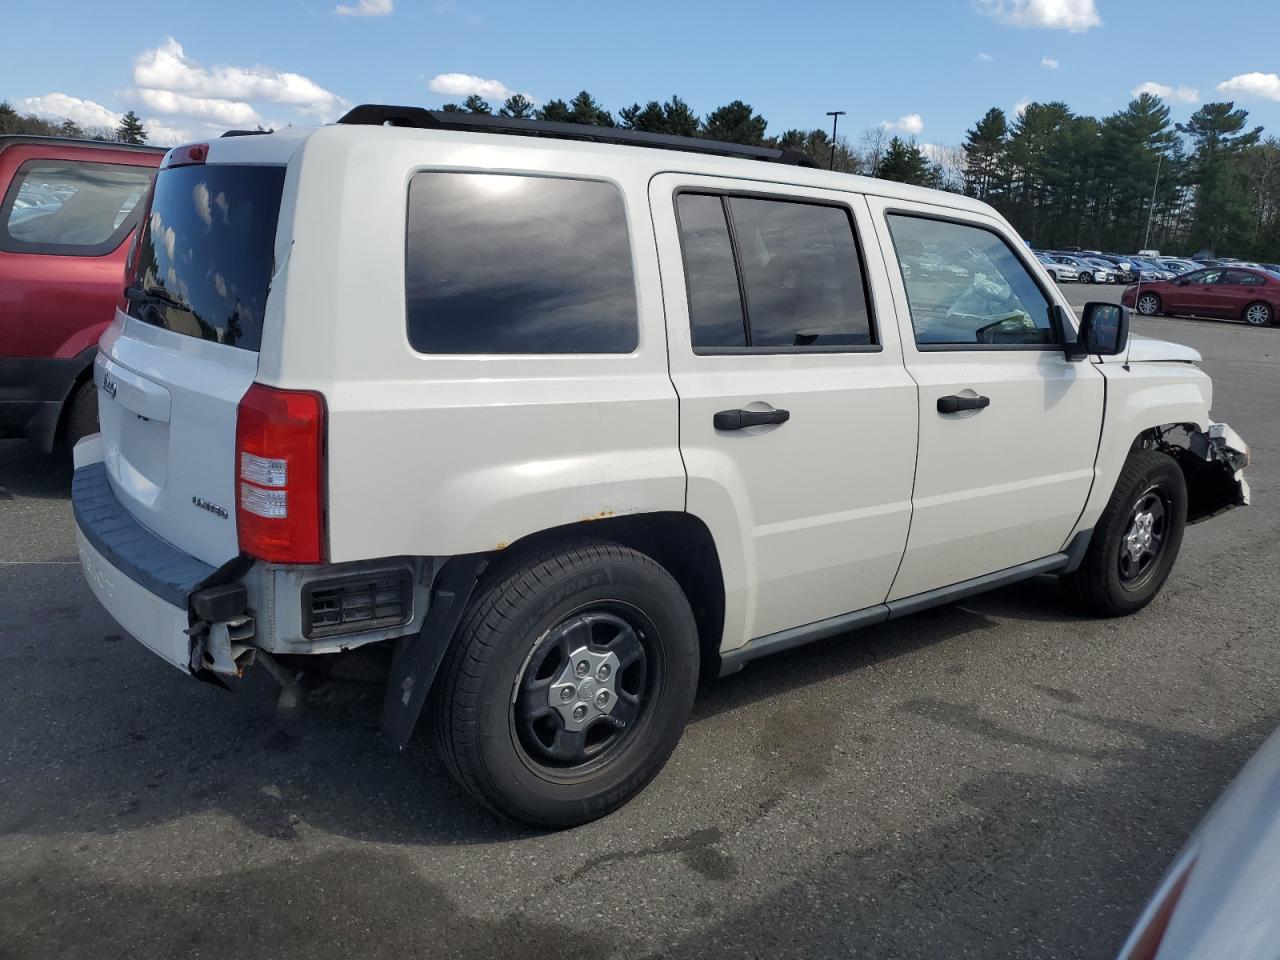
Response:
405,173,638,354
0,158,155,257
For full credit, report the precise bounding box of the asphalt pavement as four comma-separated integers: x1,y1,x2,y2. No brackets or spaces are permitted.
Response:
1,306,1277,959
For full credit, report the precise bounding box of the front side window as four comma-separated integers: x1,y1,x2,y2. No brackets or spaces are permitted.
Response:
0,159,155,256
405,173,638,354
887,214,1055,347
675,192,875,351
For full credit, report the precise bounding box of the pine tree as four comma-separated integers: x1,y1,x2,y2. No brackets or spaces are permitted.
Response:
499,94,534,119
962,107,1009,200
115,110,147,144
875,137,933,185
701,101,766,146
1178,101,1264,254
536,99,572,122
463,95,492,115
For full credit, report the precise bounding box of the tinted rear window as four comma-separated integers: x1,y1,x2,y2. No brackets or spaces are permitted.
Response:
128,164,285,351
405,173,638,354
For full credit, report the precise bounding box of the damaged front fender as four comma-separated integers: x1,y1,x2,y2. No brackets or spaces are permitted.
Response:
1183,422,1250,524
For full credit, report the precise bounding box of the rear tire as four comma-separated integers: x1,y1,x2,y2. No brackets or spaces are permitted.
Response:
431,539,699,828
1080,272,1093,284
1061,450,1187,617
1243,301,1273,327
1136,292,1162,316
63,381,98,453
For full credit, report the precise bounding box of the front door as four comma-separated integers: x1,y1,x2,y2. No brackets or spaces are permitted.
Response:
651,175,918,645
867,198,1106,600
1165,268,1224,316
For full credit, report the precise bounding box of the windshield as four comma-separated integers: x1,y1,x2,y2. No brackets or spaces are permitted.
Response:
128,163,286,351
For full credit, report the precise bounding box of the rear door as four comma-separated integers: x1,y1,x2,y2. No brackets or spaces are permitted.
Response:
96,156,287,566
652,174,918,642
1216,269,1266,318
867,199,1105,599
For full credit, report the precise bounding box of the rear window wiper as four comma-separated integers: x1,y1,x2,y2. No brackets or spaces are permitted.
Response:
124,284,188,311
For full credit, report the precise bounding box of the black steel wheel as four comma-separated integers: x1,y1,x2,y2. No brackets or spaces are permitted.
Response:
1062,450,1187,616
431,539,698,828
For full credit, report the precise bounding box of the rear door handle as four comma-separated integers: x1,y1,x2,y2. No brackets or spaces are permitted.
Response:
714,407,790,430
937,394,990,414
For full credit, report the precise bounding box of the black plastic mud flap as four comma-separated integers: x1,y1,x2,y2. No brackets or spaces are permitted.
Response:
379,555,488,750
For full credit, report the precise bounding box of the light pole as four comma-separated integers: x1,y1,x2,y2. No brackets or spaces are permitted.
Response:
826,110,846,170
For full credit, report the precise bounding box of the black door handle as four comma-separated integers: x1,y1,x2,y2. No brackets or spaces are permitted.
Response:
714,407,791,430
937,394,991,414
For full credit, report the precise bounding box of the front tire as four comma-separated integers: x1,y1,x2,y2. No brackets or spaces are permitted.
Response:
1136,292,1162,316
1061,450,1187,617
432,539,699,828
1080,271,1093,284
1243,301,1273,327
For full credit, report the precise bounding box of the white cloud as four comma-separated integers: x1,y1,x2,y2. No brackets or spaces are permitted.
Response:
427,72,519,101
137,88,259,126
134,37,347,117
1217,72,1280,103
17,93,121,130
1042,56,1060,69
880,113,925,136
975,0,1101,32
977,52,994,62
142,117,195,146
1015,98,1031,117
1133,81,1200,104
335,0,392,14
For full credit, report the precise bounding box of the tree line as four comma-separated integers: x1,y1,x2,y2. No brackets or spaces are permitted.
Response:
448,88,1280,260
1,101,149,144
9,84,1279,260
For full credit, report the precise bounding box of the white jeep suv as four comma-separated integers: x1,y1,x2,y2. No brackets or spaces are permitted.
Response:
73,106,1250,828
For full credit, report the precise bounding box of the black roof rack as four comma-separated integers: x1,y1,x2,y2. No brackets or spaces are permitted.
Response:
336,104,821,169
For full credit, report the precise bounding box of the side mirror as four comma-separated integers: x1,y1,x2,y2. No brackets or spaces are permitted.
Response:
1175,278,1189,286
1078,302,1130,356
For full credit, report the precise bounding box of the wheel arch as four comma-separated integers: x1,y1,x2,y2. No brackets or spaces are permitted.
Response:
484,511,728,673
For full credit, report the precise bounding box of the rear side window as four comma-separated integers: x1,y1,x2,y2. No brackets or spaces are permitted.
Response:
128,164,286,351
887,214,1054,348
0,159,154,256
675,192,875,351
1222,269,1263,285
405,173,638,354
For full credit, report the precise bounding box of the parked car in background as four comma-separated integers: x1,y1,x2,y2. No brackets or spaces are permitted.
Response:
1127,258,1176,282
0,136,163,452
70,108,1248,827
1093,254,1138,283
1036,251,1078,281
1123,266,1280,326
1056,255,1114,283
1158,258,1200,276
1117,723,1280,960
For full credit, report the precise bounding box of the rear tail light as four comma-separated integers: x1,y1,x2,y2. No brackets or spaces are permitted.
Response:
235,384,326,564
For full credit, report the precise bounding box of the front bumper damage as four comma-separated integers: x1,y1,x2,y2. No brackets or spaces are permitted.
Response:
1184,422,1250,523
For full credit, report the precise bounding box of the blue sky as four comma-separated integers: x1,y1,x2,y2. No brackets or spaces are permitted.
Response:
4,0,1280,147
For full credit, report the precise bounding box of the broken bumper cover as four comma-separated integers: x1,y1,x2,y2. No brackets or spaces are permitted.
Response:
71,440,252,676
1187,421,1250,523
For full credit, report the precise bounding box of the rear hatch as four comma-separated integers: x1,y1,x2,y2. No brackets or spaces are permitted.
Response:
96,151,287,567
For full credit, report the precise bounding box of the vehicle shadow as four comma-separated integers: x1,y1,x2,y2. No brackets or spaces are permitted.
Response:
644,709,1278,960
0,559,1088,851
0,439,73,501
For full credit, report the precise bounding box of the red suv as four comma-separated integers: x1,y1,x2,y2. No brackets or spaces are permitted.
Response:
0,136,163,451
1122,266,1280,327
